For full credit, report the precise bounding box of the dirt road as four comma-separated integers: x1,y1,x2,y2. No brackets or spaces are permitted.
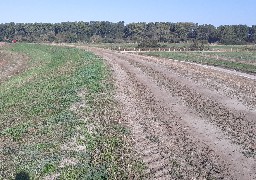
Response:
86,47,256,180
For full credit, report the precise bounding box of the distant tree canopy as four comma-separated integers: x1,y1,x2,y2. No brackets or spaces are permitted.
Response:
0,21,255,44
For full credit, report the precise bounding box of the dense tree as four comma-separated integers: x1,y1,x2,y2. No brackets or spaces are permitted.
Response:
217,25,250,45
174,22,196,42
234,25,249,43
196,24,218,43
248,26,256,43
0,21,255,44
124,22,147,42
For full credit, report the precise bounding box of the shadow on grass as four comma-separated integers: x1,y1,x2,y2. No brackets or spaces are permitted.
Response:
15,171,30,180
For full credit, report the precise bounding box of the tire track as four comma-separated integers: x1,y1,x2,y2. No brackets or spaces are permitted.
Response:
125,57,255,158
134,54,256,109
115,52,256,158
88,47,256,179
103,55,173,179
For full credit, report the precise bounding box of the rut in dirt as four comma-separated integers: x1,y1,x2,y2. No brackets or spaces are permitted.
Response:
87,47,256,180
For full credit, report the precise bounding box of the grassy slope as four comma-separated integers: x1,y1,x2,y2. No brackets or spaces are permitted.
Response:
0,44,142,179
143,51,256,74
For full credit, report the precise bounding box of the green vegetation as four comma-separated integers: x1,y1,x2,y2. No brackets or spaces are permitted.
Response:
137,39,162,48
194,51,256,63
0,44,142,179
143,51,256,73
89,43,256,53
188,40,209,51
87,42,138,49
208,45,256,51
1,22,256,44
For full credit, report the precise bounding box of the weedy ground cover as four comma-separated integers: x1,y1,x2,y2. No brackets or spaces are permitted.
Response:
194,51,256,64
89,43,253,51
143,51,256,74
0,44,143,179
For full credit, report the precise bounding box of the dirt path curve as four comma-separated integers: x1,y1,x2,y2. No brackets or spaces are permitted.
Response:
84,47,255,180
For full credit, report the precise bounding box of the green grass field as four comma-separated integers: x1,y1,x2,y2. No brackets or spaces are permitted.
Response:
88,42,256,51
143,51,256,74
194,51,256,63
88,42,192,50
0,44,143,179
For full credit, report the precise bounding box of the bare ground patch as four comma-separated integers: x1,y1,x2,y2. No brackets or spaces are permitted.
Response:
0,50,28,83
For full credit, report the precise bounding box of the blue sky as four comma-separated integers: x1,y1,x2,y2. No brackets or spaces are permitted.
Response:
0,0,255,26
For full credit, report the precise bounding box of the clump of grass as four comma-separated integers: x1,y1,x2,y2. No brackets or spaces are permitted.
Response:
0,44,142,179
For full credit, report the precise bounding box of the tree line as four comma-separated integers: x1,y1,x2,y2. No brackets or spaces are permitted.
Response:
0,21,256,45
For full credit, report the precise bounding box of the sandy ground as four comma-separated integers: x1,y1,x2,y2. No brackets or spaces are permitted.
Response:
86,47,256,180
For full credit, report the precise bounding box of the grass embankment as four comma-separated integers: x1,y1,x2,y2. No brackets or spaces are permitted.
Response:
143,51,256,74
0,44,143,179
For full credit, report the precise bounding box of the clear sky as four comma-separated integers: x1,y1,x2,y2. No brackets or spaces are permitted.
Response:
0,0,255,26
